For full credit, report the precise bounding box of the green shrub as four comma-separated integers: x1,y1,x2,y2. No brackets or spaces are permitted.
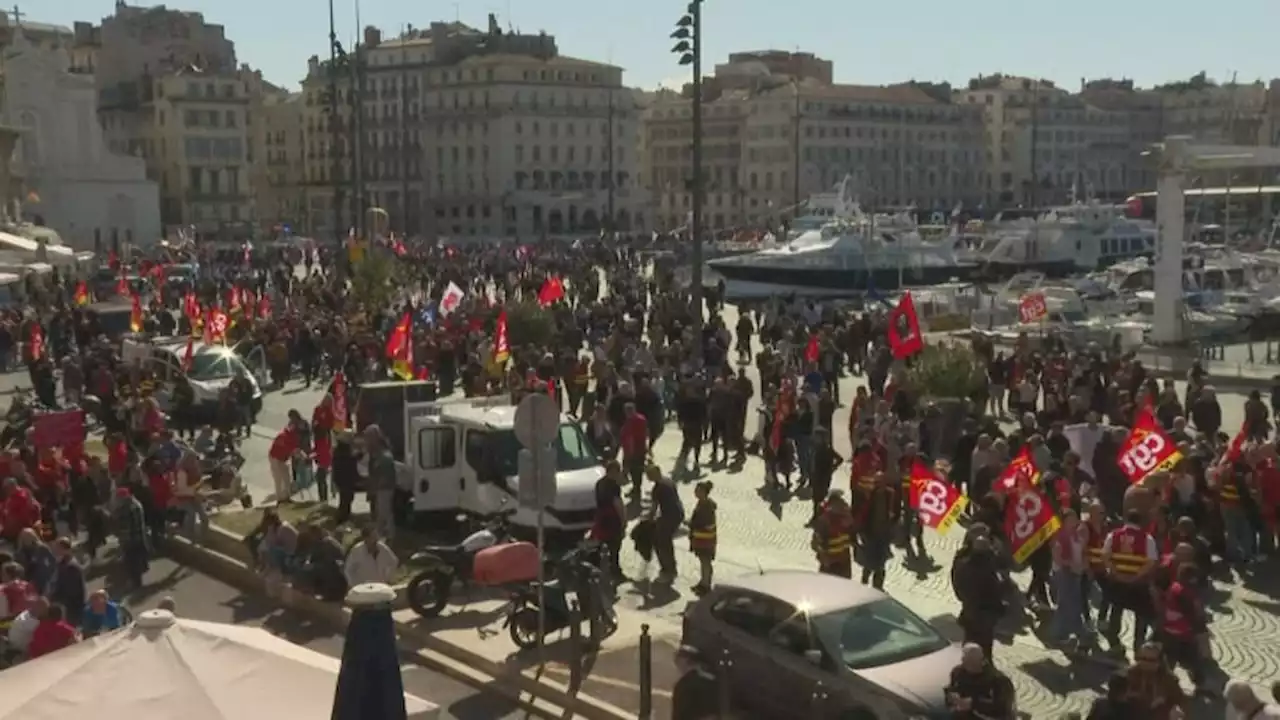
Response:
504,301,557,348
904,342,986,400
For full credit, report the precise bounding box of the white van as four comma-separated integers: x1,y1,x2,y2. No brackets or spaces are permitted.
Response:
406,398,602,534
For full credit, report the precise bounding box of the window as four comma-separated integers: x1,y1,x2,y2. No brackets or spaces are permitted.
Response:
709,593,788,637
465,429,488,471
810,598,949,670
417,427,457,469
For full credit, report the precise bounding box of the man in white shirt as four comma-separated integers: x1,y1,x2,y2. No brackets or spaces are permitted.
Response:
344,526,399,587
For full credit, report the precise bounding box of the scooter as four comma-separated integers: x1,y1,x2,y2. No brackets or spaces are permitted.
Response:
405,510,519,618
505,542,618,650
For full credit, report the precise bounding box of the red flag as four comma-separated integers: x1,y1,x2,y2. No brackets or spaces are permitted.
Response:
207,309,229,343
73,281,90,307
547,378,557,398
332,372,348,431
384,311,414,380
1116,405,1183,485
181,335,194,372
493,310,510,365
804,334,820,364
1004,484,1061,564
907,460,968,535
1018,292,1048,324
537,277,565,307
29,324,44,362
886,291,924,359
258,295,272,320
116,272,130,298
107,250,120,271
129,293,144,333
995,446,1042,492
227,286,242,313
1224,421,1248,465
769,378,796,452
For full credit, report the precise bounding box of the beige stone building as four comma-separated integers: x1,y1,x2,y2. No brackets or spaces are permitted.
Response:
644,51,988,231
958,75,1151,206
256,92,305,231
298,16,647,239
74,3,272,238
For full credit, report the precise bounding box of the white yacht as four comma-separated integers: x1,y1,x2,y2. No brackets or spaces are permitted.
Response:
707,213,975,292
966,202,1157,277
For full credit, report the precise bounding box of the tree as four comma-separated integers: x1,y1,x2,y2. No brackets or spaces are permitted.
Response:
504,301,556,348
348,249,397,311
902,342,986,401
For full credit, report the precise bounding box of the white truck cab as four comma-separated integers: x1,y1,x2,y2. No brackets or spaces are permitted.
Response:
405,397,602,534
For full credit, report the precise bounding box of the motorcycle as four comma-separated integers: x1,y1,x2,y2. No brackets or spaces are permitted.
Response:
405,510,527,618
505,542,619,650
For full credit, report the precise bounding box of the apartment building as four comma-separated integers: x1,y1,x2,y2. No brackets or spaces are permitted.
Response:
299,15,647,239
257,92,306,230
77,3,270,237
645,51,988,230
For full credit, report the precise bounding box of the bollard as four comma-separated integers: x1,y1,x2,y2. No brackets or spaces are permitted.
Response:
568,600,583,690
638,623,653,718
716,649,733,717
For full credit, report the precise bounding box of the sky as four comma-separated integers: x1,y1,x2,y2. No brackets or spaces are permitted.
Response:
44,0,1279,93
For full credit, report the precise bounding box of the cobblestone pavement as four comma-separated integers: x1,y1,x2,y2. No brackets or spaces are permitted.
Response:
85,298,1280,717
591,304,1276,718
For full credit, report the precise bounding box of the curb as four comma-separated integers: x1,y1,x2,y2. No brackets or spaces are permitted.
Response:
163,533,636,720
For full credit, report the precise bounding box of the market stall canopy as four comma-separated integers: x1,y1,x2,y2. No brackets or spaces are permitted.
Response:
0,609,440,720
0,232,77,265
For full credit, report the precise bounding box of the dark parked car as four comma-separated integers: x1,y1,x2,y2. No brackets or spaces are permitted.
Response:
673,570,965,719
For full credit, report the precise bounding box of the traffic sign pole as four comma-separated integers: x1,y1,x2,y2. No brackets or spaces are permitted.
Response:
513,394,559,659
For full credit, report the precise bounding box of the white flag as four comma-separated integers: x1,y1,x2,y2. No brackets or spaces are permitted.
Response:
439,281,465,317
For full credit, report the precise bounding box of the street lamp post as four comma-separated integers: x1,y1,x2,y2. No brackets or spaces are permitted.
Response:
672,0,704,355
326,0,343,240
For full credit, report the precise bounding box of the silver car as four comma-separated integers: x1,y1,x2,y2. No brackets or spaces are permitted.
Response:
674,570,962,719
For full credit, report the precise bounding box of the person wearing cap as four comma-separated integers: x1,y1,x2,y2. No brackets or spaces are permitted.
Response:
111,486,149,589
810,489,853,579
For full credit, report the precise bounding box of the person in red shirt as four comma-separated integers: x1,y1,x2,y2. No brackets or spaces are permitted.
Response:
106,433,129,479
144,457,173,540
28,602,79,659
269,423,299,503
312,395,335,503
1,478,41,543
619,402,648,495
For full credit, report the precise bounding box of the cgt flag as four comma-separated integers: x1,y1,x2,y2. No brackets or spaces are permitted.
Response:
1116,406,1183,484
1004,483,1060,564
886,291,924,359
995,446,1042,492
907,460,968,535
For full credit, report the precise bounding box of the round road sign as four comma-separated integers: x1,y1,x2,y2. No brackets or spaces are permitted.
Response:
513,392,559,448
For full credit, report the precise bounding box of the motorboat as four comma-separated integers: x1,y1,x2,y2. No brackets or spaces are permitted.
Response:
707,213,976,291
968,202,1157,278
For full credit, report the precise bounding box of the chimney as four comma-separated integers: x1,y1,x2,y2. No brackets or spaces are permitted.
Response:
363,26,381,48
488,13,499,34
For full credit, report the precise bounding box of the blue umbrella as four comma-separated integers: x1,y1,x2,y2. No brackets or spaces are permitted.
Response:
331,583,407,720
